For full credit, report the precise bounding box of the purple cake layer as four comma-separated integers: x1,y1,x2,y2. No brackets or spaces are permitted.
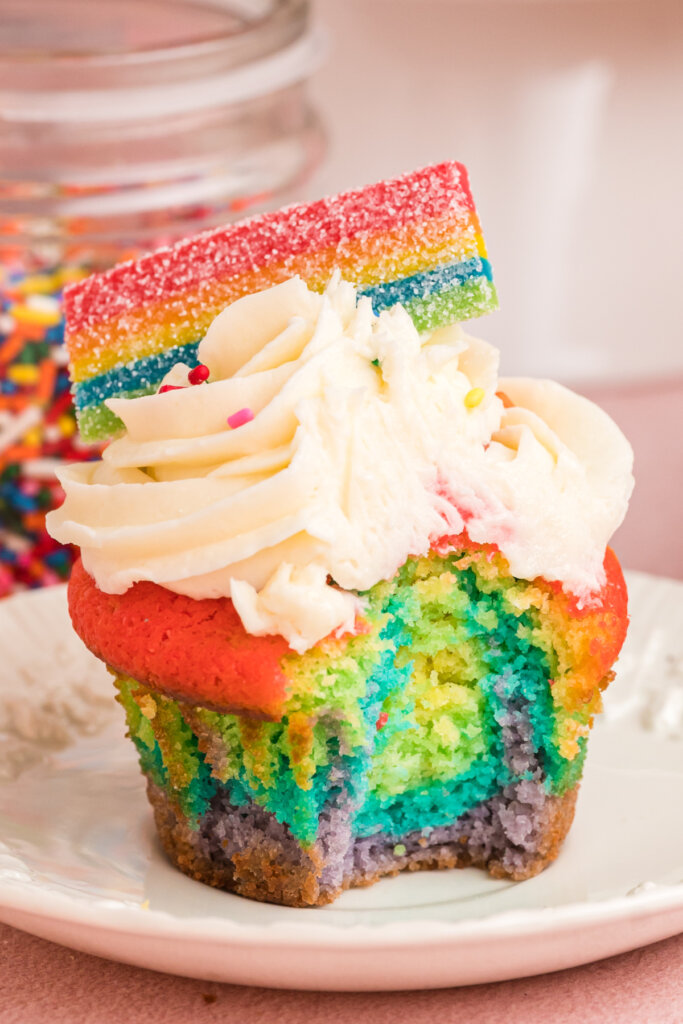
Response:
144,646,580,906
148,778,578,907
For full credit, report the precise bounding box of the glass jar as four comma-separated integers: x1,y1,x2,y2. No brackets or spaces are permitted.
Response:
0,0,326,596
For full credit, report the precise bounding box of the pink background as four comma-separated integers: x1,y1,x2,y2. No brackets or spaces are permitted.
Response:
311,0,683,391
580,378,683,580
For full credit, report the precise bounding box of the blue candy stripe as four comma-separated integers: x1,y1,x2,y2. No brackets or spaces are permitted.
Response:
73,257,493,413
73,341,200,411
358,256,493,312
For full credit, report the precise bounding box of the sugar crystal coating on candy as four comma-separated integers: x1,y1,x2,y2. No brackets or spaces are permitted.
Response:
65,162,498,442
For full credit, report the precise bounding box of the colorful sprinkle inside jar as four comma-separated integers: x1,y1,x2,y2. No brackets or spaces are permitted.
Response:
0,0,324,596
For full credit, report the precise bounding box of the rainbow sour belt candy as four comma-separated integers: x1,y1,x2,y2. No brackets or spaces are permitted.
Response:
65,162,497,442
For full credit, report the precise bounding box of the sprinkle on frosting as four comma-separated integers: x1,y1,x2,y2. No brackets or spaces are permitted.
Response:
226,407,254,430
464,387,485,408
188,364,210,386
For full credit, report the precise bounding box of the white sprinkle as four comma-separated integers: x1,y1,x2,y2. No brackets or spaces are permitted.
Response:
0,528,31,554
22,457,62,480
52,346,70,366
43,425,61,444
26,293,60,313
0,405,42,454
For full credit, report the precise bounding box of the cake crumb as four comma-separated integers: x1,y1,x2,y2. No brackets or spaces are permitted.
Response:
137,694,157,720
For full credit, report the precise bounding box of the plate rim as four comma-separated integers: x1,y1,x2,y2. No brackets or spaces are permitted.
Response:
1,873,683,949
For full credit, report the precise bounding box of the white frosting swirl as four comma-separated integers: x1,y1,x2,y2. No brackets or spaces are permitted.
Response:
48,275,633,652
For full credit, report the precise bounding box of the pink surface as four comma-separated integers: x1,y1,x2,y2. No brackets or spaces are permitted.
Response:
2,381,682,1018
2,924,682,1023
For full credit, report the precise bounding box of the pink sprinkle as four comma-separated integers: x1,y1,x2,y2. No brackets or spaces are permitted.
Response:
376,712,389,730
188,363,210,385
158,384,185,394
227,407,254,429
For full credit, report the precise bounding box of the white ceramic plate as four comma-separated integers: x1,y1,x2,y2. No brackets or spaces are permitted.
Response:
0,572,681,991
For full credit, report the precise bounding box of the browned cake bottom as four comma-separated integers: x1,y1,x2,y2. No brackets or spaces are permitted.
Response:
147,779,579,908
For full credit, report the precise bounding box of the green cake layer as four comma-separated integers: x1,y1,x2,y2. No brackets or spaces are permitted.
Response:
115,547,599,848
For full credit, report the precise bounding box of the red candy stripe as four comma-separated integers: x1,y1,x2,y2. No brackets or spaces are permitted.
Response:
64,162,476,331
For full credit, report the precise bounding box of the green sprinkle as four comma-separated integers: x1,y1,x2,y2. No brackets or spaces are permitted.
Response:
393,843,407,857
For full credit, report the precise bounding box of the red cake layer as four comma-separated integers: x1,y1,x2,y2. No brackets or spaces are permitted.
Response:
68,544,627,720
68,558,291,719
575,545,629,676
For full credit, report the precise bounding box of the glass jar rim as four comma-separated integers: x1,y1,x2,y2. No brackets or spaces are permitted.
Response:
1,0,306,64
0,0,325,122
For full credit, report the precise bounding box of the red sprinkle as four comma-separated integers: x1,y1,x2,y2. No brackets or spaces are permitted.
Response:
376,712,389,730
158,384,185,394
188,363,210,385
227,407,254,429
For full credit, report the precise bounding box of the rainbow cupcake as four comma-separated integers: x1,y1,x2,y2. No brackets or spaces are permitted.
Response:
66,539,627,905
48,166,633,907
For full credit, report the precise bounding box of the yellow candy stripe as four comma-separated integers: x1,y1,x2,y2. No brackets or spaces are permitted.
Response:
69,217,487,380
